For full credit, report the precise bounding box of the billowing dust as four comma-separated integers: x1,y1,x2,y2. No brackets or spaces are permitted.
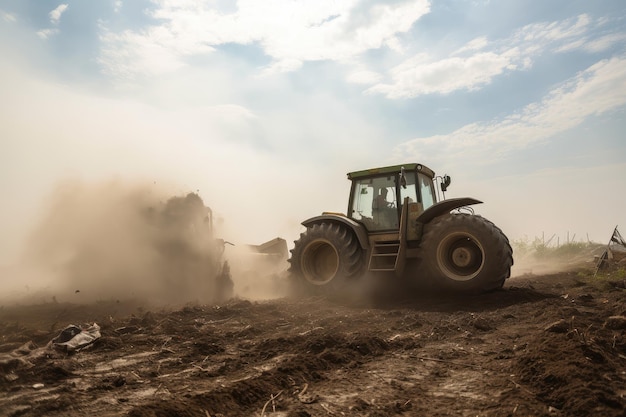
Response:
2,180,288,306
1,179,593,306
510,246,605,278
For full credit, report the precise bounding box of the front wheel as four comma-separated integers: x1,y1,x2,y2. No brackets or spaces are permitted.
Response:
420,214,513,293
288,222,365,295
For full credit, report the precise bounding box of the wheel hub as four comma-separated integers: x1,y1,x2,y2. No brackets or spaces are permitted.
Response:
451,247,473,268
437,233,485,281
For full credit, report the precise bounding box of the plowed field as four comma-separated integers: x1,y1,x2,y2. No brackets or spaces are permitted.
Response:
1,270,625,417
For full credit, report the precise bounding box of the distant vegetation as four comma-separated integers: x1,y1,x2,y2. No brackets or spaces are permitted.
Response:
511,234,626,288
511,235,605,259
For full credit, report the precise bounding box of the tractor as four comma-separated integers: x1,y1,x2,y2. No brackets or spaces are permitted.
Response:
288,163,513,294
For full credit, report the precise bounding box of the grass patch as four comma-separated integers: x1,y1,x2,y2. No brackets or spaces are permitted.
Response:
574,265,626,291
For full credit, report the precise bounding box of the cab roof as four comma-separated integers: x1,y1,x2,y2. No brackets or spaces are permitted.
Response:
347,163,435,180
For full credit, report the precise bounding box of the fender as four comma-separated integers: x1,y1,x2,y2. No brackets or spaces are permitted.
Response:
302,214,369,249
416,197,483,224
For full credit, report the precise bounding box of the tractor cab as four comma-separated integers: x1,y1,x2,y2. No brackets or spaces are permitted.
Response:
347,163,442,232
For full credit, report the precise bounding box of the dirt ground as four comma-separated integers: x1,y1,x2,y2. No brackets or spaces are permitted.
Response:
1,267,625,417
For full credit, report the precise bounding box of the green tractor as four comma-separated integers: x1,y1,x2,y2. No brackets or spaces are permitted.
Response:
288,163,513,294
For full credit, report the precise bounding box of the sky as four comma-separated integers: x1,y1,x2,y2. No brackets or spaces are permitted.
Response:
1,0,625,267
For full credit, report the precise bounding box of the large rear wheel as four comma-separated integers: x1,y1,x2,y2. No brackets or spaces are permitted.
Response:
288,222,365,295
420,214,513,293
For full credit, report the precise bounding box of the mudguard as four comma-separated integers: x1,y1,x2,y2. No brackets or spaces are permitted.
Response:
415,197,482,224
302,214,369,249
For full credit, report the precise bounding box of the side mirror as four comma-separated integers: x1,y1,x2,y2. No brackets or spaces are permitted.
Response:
441,175,451,192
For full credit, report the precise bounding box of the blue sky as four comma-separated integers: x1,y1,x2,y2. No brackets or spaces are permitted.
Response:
1,0,625,265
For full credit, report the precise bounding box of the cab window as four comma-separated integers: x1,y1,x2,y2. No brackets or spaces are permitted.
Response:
350,176,399,231
418,173,436,210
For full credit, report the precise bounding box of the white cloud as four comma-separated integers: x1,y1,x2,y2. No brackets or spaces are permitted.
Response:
258,58,303,77
367,13,623,98
367,49,519,97
98,0,430,80
352,2,428,51
554,38,586,53
99,26,212,78
452,36,488,55
513,13,590,43
37,28,60,39
582,32,626,53
347,69,383,85
1,10,16,22
394,55,626,161
49,4,68,25
34,4,68,40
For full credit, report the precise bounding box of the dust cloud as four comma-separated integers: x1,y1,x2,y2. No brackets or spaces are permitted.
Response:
1,179,288,306
510,246,604,278
511,257,577,277
1,176,597,306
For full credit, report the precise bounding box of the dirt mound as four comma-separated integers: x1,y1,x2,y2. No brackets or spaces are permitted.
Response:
1,269,625,417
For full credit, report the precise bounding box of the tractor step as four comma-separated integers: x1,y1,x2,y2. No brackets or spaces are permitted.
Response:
368,241,401,272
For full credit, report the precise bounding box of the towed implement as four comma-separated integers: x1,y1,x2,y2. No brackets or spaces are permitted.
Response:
289,163,513,294
146,193,287,302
